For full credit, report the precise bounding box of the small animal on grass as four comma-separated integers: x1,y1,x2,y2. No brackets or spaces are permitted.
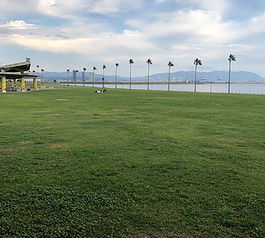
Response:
95,89,107,93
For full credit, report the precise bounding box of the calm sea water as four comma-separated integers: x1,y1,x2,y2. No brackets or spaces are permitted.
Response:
86,83,265,95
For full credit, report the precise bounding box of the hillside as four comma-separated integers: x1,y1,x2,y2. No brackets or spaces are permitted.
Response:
42,71,265,83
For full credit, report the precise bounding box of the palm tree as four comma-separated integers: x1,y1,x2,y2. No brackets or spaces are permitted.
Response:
93,67,97,88
83,67,86,86
115,63,119,89
67,69,70,81
74,70,78,86
168,61,174,91
36,65,40,84
41,69,45,83
102,65,106,88
129,59,134,90
32,70,36,87
194,58,202,92
228,54,236,94
146,59,152,90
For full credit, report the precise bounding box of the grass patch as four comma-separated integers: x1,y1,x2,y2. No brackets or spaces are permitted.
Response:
0,88,264,237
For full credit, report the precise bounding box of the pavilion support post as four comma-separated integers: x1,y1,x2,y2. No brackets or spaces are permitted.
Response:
13,79,17,87
21,77,25,92
33,78,38,90
1,76,6,93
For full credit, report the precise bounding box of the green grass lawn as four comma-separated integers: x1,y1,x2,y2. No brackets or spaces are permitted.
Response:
0,88,264,237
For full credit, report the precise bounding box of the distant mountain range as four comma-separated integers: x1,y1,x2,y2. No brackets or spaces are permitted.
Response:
42,71,265,83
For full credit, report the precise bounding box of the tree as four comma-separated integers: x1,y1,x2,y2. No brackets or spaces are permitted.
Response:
194,58,202,92
146,59,152,90
67,69,70,81
41,69,45,83
129,59,134,90
168,61,174,91
102,65,106,88
115,63,119,89
228,54,236,94
93,67,97,88
83,67,87,86
74,70,78,86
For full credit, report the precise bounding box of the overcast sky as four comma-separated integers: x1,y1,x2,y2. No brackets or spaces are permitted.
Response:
1,0,265,76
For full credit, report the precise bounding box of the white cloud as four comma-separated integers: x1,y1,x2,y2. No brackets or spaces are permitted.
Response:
157,0,229,14
35,0,144,18
88,0,143,14
1,1,265,76
0,0,143,18
189,0,229,13
148,10,234,44
0,0,36,15
1,20,36,30
7,29,154,56
248,12,265,34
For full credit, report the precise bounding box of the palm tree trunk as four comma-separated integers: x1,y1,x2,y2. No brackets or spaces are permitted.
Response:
194,65,197,92
130,64,132,90
168,66,170,92
102,69,104,89
75,72,76,87
92,70,94,88
228,60,231,94
115,66,117,89
147,63,150,90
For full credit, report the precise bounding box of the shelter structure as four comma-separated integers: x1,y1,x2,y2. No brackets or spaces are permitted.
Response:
0,60,38,93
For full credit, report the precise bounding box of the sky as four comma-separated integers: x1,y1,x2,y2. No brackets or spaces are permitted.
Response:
1,0,265,77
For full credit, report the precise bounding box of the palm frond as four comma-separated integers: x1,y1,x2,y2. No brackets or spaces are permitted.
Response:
229,54,236,61
147,59,152,64
168,61,174,67
194,58,202,66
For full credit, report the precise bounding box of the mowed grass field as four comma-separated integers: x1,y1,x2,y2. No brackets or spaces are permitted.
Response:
0,88,264,237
